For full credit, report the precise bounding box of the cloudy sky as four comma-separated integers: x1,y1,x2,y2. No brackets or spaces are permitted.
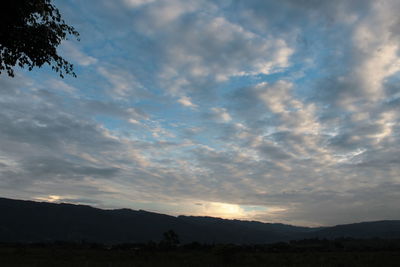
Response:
1,0,400,226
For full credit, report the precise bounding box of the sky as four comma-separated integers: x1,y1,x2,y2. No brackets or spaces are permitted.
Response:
1,0,400,226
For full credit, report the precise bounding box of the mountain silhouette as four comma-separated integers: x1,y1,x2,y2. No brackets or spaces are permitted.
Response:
1,197,400,244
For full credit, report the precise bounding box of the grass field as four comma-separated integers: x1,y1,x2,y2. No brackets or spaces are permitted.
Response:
2,244,400,267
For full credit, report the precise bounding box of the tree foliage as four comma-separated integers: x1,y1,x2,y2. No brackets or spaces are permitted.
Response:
0,0,79,78
161,230,180,247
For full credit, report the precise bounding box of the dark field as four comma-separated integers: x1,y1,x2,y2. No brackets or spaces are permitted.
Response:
2,240,400,267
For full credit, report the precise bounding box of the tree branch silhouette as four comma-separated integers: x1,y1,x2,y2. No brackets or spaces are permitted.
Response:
0,0,79,78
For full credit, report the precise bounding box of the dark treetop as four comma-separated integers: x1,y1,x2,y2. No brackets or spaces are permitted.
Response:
0,0,79,78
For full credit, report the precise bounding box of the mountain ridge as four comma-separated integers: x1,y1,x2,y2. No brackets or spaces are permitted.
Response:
2,197,400,244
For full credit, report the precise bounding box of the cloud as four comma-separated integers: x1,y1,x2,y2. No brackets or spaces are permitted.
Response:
209,107,232,123
97,66,147,99
60,41,98,66
127,1,294,100
122,0,157,8
0,76,124,186
177,96,197,108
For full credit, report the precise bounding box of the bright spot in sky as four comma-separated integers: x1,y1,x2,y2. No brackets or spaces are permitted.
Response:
35,195,62,203
205,202,245,218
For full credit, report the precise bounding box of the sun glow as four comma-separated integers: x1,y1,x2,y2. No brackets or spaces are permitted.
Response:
35,195,62,203
208,202,244,218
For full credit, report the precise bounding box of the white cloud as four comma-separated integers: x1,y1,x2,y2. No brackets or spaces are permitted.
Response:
211,107,232,123
47,79,76,94
122,0,157,8
133,9,296,96
97,66,145,99
60,41,98,66
177,96,197,108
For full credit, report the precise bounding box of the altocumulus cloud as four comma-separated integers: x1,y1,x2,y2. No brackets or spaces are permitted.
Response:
1,0,400,226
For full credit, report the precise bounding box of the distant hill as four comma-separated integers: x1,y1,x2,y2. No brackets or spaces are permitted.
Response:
1,197,400,244
308,220,400,239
